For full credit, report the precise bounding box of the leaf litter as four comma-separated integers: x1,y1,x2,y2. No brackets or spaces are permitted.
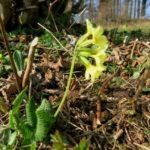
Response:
0,32,150,149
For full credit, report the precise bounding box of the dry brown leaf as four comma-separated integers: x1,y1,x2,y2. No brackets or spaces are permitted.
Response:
45,69,53,82
112,47,120,62
19,35,28,43
51,57,63,71
0,83,17,101
0,97,9,113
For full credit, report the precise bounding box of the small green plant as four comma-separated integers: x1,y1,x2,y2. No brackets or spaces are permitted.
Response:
8,88,55,149
51,131,69,150
1,20,108,149
0,53,10,76
51,131,89,150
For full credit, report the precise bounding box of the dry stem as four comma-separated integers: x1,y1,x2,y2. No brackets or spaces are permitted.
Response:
22,37,38,88
0,16,21,91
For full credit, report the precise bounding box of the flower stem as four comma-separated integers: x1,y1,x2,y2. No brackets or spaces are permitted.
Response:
54,48,77,117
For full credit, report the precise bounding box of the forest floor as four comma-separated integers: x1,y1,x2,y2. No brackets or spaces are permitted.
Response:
0,25,150,150
102,19,150,32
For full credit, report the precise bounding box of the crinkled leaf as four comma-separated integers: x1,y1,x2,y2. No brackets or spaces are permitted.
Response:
35,99,55,141
12,87,27,114
26,97,37,128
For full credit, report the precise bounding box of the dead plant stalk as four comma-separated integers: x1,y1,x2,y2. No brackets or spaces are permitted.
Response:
22,37,38,88
0,16,21,91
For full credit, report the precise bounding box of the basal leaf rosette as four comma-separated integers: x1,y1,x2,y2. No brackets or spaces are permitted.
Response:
76,20,108,82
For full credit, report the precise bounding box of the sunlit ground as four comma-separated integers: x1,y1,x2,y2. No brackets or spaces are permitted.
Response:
99,19,150,33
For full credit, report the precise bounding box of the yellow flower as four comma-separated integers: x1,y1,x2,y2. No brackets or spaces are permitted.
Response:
76,19,108,82
85,64,106,82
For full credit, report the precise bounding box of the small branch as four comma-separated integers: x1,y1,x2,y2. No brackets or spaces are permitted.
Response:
130,39,138,59
38,23,69,52
133,142,150,150
113,129,123,140
22,37,38,88
0,16,21,91
92,99,101,129
133,61,150,112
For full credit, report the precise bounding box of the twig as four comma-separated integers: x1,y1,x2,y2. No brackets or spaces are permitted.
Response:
133,142,150,150
141,42,150,49
0,16,21,91
130,39,138,59
68,7,87,30
93,100,101,129
50,11,59,32
113,129,123,140
22,37,38,88
96,100,101,124
38,23,69,52
133,65,150,112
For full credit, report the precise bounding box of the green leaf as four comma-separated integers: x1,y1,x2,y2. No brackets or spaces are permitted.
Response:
26,97,37,128
9,111,15,129
9,111,18,129
8,131,17,146
12,87,27,114
13,50,24,71
3,128,12,145
0,54,9,64
35,99,55,141
132,71,141,79
0,53,2,59
74,138,89,150
19,122,33,140
2,129,17,146
30,141,36,150
142,87,150,92
51,131,68,150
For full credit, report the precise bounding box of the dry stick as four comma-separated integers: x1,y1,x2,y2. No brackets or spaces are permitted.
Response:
133,58,150,112
133,142,150,150
0,16,21,91
22,37,38,88
50,11,59,32
130,39,138,59
38,23,68,52
141,41,150,49
95,100,101,125
93,100,101,129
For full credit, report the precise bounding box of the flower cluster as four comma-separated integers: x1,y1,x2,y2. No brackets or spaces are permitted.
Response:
76,20,108,82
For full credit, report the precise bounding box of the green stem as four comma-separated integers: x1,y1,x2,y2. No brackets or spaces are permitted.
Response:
38,23,78,117
54,48,77,117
